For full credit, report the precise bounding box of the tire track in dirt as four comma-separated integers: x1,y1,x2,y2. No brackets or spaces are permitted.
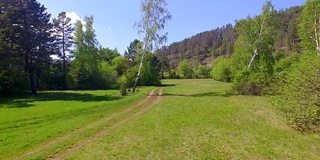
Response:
48,88,164,160
12,88,157,160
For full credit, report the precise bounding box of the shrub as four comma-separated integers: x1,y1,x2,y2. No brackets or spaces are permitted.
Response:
272,52,320,132
232,82,263,96
118,76,129,96
211,57,232,82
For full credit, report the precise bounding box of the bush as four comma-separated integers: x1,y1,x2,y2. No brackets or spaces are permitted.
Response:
195,65,211,78
118,76,129,96
232,82,263,96
178,60,194,79
272,52,320,132
211,57,232,82
168,69,179,79
119,84,127,96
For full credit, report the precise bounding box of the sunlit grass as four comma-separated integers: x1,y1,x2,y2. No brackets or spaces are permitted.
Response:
0,87,153,159
68,79,320,160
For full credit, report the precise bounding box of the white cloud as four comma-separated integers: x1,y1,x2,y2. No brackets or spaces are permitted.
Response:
108,27,112,31
66,12,84,25
51,9,55,13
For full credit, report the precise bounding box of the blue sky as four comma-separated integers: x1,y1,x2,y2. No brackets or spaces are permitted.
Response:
38,0,305,54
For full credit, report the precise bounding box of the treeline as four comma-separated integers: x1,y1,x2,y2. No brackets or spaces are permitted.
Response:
158,6,302,69
159,24,237,69
0,0,160,95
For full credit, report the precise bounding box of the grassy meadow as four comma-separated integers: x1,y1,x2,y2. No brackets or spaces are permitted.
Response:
68,79,320,160
0,87,154,159
0,79,319,159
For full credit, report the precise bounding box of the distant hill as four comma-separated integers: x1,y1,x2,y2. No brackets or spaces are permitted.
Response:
158,6,302,69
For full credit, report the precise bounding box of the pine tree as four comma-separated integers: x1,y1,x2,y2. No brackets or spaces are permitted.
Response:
0,0,53,94
52,11,75,90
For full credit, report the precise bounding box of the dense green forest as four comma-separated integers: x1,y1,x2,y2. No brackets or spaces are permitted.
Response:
0,0,162,95
0,0,319,132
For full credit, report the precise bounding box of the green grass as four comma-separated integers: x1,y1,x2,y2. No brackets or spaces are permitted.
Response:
0,87,154,159
67,79,320,160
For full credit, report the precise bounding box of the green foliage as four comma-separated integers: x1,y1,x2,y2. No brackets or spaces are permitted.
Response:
124,39,141,64
230,1,279,95
178,60,193,79
133,52,161,86
52,11,75,90
272,52,320,132
211,57,232,82
133,0,171,92
69,17,106,90
111,56,130,76
195,65,211,79
298,0,320,53
98,47,120,62
118,76,129,96
0,0,54,94
159,24,237,69
168,69,180,79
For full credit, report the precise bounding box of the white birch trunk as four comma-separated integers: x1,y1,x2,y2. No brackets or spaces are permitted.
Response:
248,17,265,69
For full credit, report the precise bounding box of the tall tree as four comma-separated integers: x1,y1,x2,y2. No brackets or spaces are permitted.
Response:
17,0,53,94
71,16,101,89
245,1,278,69
231,0,278,84
52,11,75,90
0,0,28,94
299,0,320,55
132,0,171,92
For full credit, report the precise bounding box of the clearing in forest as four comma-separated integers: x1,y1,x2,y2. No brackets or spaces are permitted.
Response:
1,80,320,159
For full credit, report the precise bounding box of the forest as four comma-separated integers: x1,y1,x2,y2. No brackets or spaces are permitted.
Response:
0,0,319,133
0,0,162,96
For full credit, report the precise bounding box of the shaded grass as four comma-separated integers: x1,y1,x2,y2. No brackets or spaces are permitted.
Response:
68,79,320,160
0,87,154,159
0,91,121,108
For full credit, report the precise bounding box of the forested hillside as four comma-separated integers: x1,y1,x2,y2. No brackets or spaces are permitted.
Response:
158,6,302,69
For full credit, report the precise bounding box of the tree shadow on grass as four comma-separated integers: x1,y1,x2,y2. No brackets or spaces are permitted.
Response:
157,84,177,87
163,91,231,97
0,92,121,109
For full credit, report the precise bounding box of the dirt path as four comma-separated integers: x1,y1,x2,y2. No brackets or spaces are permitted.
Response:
48,87,163,160
13,88,159,160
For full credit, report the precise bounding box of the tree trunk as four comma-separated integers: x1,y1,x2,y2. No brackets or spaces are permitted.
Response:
20,0,37,94
247,16,265,69
62,28,67,90
132,55,144,92
28,63,37,94
248,49,258,68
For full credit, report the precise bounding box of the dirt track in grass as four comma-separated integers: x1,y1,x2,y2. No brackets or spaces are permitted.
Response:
48,88,163,160
12,88,163,160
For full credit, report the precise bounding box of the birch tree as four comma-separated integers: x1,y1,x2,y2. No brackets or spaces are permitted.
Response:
299,0,320,55
246,1,278,69
132,0,171,92
231,1,278,83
